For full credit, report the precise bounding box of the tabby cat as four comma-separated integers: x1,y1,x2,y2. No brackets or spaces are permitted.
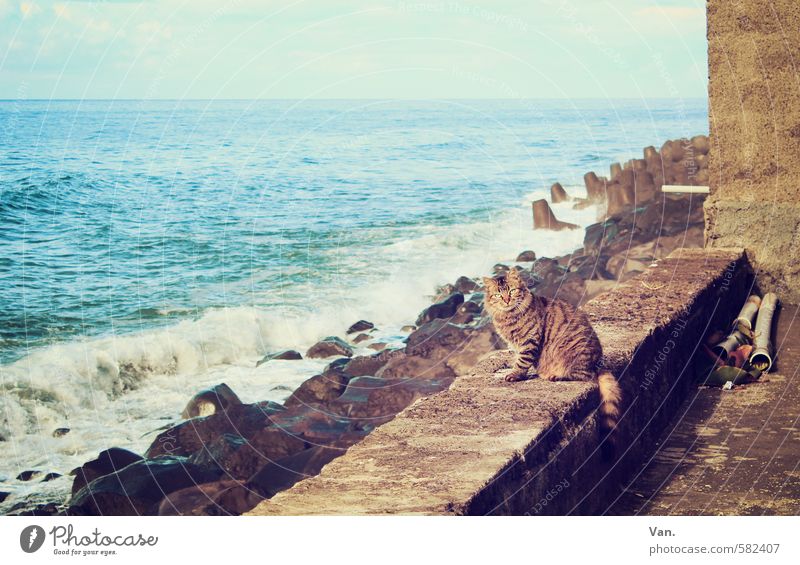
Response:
483,268,622,444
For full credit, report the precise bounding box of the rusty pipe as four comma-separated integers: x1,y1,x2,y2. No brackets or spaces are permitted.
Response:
733,294,761,333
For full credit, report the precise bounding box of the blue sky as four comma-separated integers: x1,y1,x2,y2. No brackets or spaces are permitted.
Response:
0,0,707,99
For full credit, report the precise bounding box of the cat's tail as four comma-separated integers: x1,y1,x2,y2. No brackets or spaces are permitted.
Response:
597,371,622,456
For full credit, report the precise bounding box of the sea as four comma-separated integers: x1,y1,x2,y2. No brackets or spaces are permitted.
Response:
0,98,707,509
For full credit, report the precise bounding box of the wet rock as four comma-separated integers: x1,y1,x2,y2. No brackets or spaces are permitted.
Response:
433,283,457,302
352,333,372,344
454,276,478,294
306,336,354,359
0,492,9,503
42,472,61,482
52,428,70,438
70,448,144,495
284,370,351,408
368,342,387,351
343,350,402,378
189,430,306,480
256,350,302,366
147,402,285,459
401,325,416,332
9,502,60,516
493,263,509,275
158,479,263,516
550,182,569,203
416,292,464,325
346,320,374,334
403,318,503,376
69,456,223,516
330,376,449,420
181,383,242,419
16,470,41,482
515,250,537,262
610,162,623,180
247,445,344,499
451,300,483,325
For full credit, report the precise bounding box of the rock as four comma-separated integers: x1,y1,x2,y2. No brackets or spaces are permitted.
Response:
531,257,562,283
69,456,223,516
404,318,503,376
256,350,302,366
16,470,41,481
583,219,620,255
158,479,263,516
146,402,285,459
9,502,60,516
585,279,618,300
535,272,587,307
188,430,306,480
610,162,622,180
606,254,650,280
343,350,402,378
515,250,537,262
691,134,710,155
416,292,464,325
284,370,351,408
346,320,374,334
492,264,509,276
433,283,457,302
572,197,593,210
550,182,569,203
42,472,61,482
532,199,579,231
331,376,448,420
306,336,354,359
247,445,344,499
181,383,242,419
70,448,144,495
451,300,483,324
643,145,658,161
52,427,70,438
454,275,478,294
401,325,416,332
0,492,9,503
368,342,387,351
352,333,372,344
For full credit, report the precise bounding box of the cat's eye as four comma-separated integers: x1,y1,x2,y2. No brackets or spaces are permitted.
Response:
510,289,520,295
493,293,502,299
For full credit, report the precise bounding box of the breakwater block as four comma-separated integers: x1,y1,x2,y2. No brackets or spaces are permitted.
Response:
248,248,750,515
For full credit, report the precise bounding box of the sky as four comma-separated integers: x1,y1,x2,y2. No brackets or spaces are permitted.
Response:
0,0,708,99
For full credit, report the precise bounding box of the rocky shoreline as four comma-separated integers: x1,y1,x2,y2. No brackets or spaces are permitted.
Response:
3,135,709,516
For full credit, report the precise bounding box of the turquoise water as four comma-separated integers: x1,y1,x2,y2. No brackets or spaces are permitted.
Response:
0,98,706,503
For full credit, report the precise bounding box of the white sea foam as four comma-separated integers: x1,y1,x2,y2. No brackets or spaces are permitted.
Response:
0,191,601,507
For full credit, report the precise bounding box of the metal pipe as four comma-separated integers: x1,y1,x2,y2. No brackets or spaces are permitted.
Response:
661,185,710,194
749,292,779,372
733,294,761,333
712,329,748,360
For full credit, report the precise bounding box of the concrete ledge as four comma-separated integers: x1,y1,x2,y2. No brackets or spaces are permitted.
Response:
248,248,751,515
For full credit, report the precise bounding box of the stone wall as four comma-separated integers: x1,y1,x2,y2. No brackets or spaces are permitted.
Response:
705,0,800,302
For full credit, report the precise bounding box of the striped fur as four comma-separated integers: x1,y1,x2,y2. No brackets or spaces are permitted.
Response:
482,269,622,447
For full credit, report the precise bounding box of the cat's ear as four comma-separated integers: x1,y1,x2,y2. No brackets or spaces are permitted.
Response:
482,277,495,290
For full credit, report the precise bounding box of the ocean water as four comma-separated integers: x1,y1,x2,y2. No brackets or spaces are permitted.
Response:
0,98,707,507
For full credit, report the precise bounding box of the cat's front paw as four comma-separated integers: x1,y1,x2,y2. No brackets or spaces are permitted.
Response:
504,370,528,382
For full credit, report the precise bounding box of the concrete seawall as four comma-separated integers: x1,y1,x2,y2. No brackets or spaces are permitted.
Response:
248,248,751,515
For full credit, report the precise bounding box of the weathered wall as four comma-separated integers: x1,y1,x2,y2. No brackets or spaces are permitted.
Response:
705,0,800,302
248,249,750,516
